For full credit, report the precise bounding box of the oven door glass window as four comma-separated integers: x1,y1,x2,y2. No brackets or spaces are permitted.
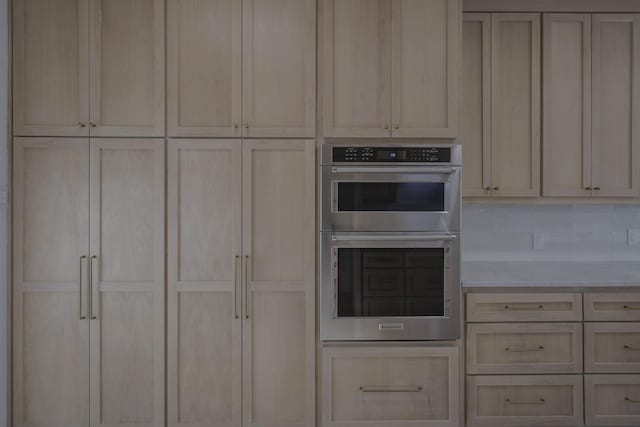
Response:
336,182,445,212
336,248,445,317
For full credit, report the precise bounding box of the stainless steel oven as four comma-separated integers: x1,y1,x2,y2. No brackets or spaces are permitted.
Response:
319,144,462,341
321,144,461,232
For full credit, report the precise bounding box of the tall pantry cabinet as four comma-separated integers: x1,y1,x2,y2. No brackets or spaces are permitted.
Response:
12,138,166,427
167,140,316,427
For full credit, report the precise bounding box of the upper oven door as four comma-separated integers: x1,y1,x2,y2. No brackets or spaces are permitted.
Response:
321,165,461,232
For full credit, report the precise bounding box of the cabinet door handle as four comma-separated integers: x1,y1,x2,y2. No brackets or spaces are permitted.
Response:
505,345,544,352
360,386,422,393
593,187,601,191
623,305,640,310
394,125,399,130
625,397,640,403
79,256,87,319
89,122,97,128
78,122,87,128
244,255,250,319
624,345,640,351
484,187,492,191
506,398,545,405
585,187,593,190
90,256,98,320
493,187,500,191
233,255,239,319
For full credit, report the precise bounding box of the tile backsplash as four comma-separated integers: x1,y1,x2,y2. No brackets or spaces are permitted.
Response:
462,204,640,262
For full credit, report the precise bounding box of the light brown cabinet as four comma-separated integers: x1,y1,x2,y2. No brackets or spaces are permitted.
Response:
323,0,460,138
543,13,640,198
13,0,165,137
462,13,541,198
167,139,316,427
167,0,315,138
13,138,165,427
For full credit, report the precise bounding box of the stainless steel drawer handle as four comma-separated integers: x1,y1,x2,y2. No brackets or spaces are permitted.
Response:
625,397,640,403
506,398,545,405
623,305,640,310
79,256,87,320
360,386,422,393
623,345,640,351
504,304,544,311
379,323,404,331
505,345,544,353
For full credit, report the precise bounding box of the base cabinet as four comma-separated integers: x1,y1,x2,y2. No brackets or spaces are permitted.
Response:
322,345,460,427
585,375,640,426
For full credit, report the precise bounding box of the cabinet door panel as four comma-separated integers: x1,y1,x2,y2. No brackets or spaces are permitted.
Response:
542,14,592,197
324,0,391,137
167,140,242,427
462,14,491,197
167,0,242,137
89,140,164,427
491,13,541,198
243,0,315,137
592,14,640,198
13,0,89,136
13,138,90,427
89,0,165,137
242,141,315,427
390,0,459,138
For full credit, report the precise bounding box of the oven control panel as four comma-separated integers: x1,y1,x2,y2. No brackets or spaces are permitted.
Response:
333,146,452,163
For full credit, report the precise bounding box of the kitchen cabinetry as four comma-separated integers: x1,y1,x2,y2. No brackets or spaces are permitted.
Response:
461,13,541,198
167,139,315,427
322,345,460,427
323,0,460,138
13,138,165,427
13,0,165,137
167,0,315,138
543,14,640,198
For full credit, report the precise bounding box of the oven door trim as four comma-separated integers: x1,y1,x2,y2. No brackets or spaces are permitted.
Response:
320,232,461,341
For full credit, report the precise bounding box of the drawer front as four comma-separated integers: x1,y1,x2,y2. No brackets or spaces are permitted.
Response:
467,375,584,427
467,323,583,374
585,375,640,426
585,323,640,373
585,293,640,321
466,293,582,322
322,346,459,427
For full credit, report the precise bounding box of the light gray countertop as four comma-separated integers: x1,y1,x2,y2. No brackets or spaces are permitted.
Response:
462,261,640,287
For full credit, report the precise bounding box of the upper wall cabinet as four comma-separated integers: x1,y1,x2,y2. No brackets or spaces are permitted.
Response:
462,13,541,198
13,0,165,137
323,0,460,138
167,0,316,138
543,14,640,198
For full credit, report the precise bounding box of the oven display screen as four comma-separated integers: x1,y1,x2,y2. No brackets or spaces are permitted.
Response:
376,150,406,161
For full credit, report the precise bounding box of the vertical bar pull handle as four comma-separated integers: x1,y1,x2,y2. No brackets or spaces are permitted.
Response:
90,256,98,320
244,255,250,319
80,256,87,319
234,255,240,319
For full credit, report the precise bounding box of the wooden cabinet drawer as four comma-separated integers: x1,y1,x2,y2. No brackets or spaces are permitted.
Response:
322,345,459,427
467,323,583,374
466,375,584,427
585,323,640,373
585,375,640,426
466,293,582,322
585,293,640,321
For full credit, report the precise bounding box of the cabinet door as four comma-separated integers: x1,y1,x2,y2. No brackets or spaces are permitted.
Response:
167,140,242,427
542,14,592,197
323,0,391,137
491,13,541,198
462,14,491,197
13,0,89,136
242,0,316,137
592,14,640,198
89,140,165,427
390,0,459,138
13,138,90,427
242,141,315,427
89,0,165,137
167,0,242,137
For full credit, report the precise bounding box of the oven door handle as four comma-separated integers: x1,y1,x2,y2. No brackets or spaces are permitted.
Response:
331,167,456,174
331,234,457,242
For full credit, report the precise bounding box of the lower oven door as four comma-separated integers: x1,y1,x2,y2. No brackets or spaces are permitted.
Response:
320,232,460,341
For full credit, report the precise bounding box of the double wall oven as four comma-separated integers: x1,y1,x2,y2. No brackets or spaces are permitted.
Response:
320,144,462,341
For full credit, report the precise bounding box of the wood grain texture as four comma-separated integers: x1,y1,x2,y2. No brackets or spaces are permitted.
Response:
12,0,89,136
542,14,592,197
166,0,242,137
584,293,640,322
89,0,165,137
462,13,491,197
89,139,165,427
242,0,316,137
585,374,640,425
466,293,583,322
585,322,640,373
